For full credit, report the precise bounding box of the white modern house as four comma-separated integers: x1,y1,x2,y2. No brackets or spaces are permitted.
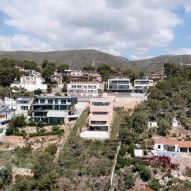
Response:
107,78,132,92
4,97,17,110
4,97,33,117
67,82,103,97
134,78,154,90
11,75,47,91
16,97,33,116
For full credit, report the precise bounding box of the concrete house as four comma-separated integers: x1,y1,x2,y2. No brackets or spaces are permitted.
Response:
16,97,33,116
32,96,78,124
11,75,47,91
108,78,132,92
80,97,114,139
67,81,103,97
134,78,154,90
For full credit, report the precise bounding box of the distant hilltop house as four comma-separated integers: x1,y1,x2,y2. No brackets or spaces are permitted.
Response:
80,97,114,140
11,74,47,92
64,69,102,82
107,78,133,92
50,72,63,86
67,81,103,97
148,73,164,82
31,96,78,124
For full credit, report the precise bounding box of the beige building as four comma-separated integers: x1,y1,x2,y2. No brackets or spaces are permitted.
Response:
80,97,114,139
89,97,114,131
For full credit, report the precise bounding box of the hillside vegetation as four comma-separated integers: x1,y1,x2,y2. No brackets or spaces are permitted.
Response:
0,49,191,72
114,63,191,190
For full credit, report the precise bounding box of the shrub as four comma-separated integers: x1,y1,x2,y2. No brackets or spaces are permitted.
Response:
139,168,151,182
149,179,161,191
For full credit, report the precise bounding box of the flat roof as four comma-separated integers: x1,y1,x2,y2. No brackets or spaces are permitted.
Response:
80,131,109,139
35,96,77,99
108,78,130,81
69,81,100,84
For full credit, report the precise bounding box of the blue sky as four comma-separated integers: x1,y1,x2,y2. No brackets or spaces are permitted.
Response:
0,0,191,60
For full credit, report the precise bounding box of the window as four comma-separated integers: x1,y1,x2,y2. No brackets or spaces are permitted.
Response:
77,85,81,88
61,99,66,104
93,102,109,106
21,106,28,110
48,99,53,104
55,99,58,104
40,99,45,103
157,145,161,149
91,121,107,125
60,105,67,110
92,112,108,115
55,105,59,110
71,85,76,88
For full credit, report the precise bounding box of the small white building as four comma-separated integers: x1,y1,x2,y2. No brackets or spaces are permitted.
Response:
148,121,158,128
4,97,33,117
134,78,154,90
171,117,181,128
16,97,33,116
11,75,47,91
4,97,17,110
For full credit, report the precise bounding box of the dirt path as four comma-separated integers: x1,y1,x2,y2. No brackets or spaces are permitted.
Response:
53,123,73,163
109,141,121,191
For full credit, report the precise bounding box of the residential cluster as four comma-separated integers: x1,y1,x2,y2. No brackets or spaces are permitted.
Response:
0,66,163,141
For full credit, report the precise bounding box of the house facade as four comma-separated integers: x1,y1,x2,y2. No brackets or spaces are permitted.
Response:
67,82,103,97
0,106,15,125
11,75,47,91
134,78,154,90
32,96,77,124
108,78,132,92
88,97,114,131
80,97,114,139
16,97,33,116
153,136,191,156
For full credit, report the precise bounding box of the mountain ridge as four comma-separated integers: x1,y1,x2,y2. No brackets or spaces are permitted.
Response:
0,49,191,72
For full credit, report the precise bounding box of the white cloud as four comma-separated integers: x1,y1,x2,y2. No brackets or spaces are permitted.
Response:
0,0,188,56
168,48,191,55
0,34,51,51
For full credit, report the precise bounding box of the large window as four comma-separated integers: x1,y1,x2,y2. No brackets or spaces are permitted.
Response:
92,112,108,115
61,99,66,104
21,106,28,110
40,99,45,103
60,105,67,110
48,99,53,104
91,121,107,125
93,102,109,106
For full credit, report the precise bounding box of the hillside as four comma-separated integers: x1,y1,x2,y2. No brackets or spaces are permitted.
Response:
0,49,129,70
0,49,191,72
